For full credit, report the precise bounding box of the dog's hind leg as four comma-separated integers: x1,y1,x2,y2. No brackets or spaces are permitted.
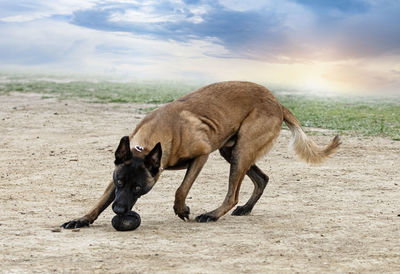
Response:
219,146,269,216
62,180,115,229
232,165,269,215
195,145,250,222
195,108,282,222
174,154,209,221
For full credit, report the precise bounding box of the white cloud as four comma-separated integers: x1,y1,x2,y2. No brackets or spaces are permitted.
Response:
0,0,98,22
1,14,43,23
108,1,209,25
110,9,179,24
0,18,230,80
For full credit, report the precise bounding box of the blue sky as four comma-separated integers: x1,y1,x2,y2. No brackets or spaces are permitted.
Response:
1,0,399,94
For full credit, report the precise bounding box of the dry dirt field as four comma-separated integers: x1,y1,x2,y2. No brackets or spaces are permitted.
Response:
0,93,399,273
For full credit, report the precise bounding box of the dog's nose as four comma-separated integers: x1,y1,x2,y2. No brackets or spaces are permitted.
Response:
112,203,127,215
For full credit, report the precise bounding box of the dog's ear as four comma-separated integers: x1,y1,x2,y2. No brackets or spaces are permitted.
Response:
144,142,162,176
115,136,132,165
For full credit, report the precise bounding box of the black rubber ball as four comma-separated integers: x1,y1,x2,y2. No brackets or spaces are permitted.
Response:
111,211,141,231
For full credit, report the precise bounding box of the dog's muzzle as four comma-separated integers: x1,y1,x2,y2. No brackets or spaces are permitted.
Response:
112,196,138,215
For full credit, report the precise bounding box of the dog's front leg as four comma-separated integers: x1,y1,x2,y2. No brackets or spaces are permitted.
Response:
174,154,209,221
62,180,115,229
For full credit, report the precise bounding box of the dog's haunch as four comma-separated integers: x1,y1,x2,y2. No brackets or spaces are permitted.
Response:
111,211,141,231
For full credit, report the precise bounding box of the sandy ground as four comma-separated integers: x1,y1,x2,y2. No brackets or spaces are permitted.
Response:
0,92,399,273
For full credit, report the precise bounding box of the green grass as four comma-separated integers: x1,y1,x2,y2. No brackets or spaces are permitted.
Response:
0,78,399,140
277,95,400,140
0,80,197,104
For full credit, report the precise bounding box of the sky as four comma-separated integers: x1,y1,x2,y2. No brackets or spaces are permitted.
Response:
0,0,399,95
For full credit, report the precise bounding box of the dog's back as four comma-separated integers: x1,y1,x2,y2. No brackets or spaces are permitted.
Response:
131,81,284,166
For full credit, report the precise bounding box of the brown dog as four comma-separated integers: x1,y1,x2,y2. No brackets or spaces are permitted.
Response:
62,81,340,228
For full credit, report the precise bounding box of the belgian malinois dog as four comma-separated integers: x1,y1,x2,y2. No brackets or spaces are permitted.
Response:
62,81,340,228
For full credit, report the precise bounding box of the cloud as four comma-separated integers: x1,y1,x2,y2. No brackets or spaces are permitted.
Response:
65,0,400,64
0,0,97,22
70,1,292,61
3,0,399,63
0,17,232,81
0,0,399,94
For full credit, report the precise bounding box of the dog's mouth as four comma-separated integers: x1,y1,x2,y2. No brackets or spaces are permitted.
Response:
112,196,138,216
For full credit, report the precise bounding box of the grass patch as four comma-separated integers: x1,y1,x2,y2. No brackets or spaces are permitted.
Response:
1,78,399,140
0,80,197,104
277,95,400,140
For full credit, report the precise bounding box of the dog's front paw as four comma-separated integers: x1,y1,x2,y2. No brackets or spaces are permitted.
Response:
174,205,190,221
61,216,91,229
195,213,218,223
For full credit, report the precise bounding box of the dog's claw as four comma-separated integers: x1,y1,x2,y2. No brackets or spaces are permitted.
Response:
178,214,188,221
61,218,90,229
195,213,218,223
174,205,190,221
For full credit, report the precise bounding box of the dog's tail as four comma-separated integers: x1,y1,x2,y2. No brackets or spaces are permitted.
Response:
282,105,340,164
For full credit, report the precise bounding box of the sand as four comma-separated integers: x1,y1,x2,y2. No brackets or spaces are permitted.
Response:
0,93,399,273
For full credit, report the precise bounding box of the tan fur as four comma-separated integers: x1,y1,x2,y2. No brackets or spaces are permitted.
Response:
282,106,340,164
128,81,340,221
64,81,341,226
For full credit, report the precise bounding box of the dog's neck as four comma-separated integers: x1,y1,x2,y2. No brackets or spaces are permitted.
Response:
130,132,172,170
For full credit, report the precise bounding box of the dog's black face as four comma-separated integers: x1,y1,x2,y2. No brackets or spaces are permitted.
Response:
111,136,162,216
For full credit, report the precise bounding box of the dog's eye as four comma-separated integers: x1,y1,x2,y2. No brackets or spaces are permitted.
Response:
135,186,141,191
116,180,123,187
